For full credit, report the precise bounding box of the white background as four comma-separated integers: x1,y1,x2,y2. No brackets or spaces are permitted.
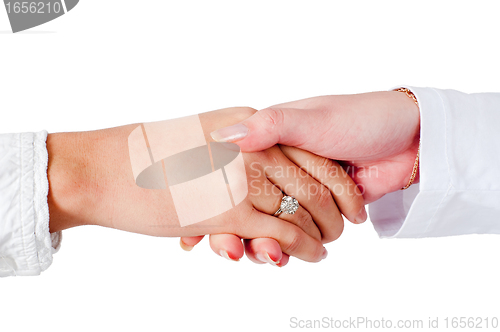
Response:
1,1,500,331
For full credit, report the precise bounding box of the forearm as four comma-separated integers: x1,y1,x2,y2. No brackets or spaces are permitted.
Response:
46,125,173,233
47,108,257,235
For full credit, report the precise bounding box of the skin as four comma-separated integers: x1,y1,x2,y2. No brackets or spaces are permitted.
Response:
47,107,365,264
184,91,420,265
232,91,421,203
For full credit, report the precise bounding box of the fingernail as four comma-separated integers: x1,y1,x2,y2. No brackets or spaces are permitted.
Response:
355,206,367,224
255,252,280,266
220,249,239,262
321,248,328,260
218,142,241,152
210,124,249,143
180,239,194,251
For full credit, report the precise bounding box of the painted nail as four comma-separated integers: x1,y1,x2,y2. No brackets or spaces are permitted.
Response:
220,249,239,262
210,124,249,143
321,248,328,260
355,206,367,224
255,252,280,266
180,239,194,251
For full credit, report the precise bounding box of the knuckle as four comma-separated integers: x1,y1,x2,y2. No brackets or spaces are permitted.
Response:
293,210,313,231
312,158,343,185
344,191,365,219
322,215,344,243
313,243,326,262
257,108,285,130
316,155,333,169
316,185,334,210
269,192,282,214
315,155,337,173
229,205,256,234
282,228,303,254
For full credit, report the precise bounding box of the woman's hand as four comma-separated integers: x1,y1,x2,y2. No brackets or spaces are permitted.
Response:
210,91,420,203
182,91,419,265
180,107,368,266
182,144,365,266
47,107,364,263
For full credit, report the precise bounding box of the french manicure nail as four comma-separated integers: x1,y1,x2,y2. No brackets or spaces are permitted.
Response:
355,206,367,224
220,249,239,262
255,252,280,266
210,124,249,142
180,239,194,251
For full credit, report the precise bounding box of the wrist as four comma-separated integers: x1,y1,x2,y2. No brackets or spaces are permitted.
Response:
400,138,420,189
47,132,98,232
392,89,421,189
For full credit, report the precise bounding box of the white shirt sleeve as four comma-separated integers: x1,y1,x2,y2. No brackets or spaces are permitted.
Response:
0,131,61,277
369,87,500,238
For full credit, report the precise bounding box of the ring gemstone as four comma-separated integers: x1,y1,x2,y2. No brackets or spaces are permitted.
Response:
280,196,299,215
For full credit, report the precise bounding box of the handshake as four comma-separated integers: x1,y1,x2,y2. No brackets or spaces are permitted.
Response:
47,90,420,267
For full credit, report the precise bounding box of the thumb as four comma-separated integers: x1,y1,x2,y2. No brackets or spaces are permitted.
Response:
210,108,316,152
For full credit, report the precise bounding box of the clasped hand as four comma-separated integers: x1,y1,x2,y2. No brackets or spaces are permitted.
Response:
47,91,419,267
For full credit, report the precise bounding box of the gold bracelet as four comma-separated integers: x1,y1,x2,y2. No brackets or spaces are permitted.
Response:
395,88,420,190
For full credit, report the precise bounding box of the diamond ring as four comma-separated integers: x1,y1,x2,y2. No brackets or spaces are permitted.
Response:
274,196,299,216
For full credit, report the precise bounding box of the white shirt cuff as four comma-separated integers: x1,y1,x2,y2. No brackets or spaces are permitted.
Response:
0,131,61,277
369,86,500,238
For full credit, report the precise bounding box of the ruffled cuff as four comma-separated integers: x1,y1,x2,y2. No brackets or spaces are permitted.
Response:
0,131,61,277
